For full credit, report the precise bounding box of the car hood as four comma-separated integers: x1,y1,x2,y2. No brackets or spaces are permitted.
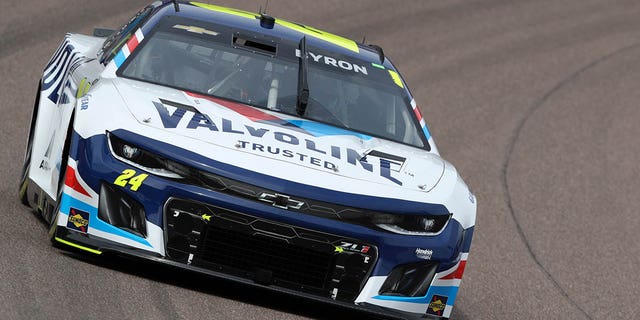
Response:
113,78,445,193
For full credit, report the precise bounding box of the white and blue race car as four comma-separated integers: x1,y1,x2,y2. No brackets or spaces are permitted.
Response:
19,1,476,319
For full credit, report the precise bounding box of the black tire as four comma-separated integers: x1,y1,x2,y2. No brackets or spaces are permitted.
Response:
19,81,41,206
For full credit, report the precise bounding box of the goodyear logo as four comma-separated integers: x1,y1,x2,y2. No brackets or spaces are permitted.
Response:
67,208,90,233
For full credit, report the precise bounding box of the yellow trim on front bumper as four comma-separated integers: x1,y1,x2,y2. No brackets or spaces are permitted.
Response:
54,237,102,255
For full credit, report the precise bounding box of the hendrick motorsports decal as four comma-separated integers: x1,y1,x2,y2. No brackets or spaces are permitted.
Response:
415,248,433,260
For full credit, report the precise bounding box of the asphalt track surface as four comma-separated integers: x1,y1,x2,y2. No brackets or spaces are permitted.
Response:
2,1,640,319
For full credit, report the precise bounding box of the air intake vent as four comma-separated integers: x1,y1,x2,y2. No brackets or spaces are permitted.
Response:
233,34,277,56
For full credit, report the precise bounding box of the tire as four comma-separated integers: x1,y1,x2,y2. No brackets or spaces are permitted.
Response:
19,81,41,206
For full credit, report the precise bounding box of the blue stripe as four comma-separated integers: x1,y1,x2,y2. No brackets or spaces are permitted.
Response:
113,50,126,68
59,193,152,247
373,285,459,306
287,120,372,140
422,125,431,140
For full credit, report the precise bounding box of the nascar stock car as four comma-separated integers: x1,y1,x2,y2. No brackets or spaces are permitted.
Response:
19,1,476,319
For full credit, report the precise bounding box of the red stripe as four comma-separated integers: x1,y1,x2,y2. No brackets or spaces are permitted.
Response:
413,106,423,122
126,34,140,53
185,92,281,122
64,166,91,197
440,260,466,280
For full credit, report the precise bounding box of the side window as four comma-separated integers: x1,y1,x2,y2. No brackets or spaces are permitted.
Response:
99,5,153,64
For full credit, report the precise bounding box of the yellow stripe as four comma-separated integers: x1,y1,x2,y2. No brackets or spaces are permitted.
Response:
54,237,102,255
191,2,359,53
76,78,87,98
388,70,404,88
275,20,359,53
82,81,92,97
191,2,257,19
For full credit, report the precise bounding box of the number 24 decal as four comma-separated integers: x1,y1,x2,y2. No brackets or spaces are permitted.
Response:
114,169,148,191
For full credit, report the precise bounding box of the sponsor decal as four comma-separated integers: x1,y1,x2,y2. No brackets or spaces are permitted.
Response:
67,207,90,233
201,214,212,222
152,98,404,185
415,248,433,260
39,159,51,171
42,38,90,104
79,94,90,110
426,295,448,317
296,50,368,75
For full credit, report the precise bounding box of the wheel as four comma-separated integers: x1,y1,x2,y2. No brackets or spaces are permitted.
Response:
19,81,41,206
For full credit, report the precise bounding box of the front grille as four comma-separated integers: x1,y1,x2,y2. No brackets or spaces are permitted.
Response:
146,155,449,230
164,198,377,301
200,226,332,289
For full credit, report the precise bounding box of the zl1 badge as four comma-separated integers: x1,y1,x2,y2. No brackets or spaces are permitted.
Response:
67,207,90,233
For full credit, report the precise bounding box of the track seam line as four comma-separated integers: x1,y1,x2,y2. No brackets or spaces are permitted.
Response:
502,41,640,320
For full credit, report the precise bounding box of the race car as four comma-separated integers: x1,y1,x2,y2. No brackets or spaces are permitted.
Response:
19,1,476,319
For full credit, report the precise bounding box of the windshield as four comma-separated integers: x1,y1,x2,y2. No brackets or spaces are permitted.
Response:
119,19,426,148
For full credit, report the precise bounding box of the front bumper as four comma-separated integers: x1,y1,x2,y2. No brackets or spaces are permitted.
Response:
53,227,414,319
54,131,473,319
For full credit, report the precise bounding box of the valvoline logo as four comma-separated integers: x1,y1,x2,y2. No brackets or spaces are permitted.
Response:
152,93,404,186
67,207,90,233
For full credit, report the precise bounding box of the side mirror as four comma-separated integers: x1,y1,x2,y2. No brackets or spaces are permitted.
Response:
93,28,116,37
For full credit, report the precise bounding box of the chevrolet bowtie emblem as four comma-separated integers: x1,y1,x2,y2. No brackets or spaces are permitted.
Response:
172,24,219,36
258,193,304,210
